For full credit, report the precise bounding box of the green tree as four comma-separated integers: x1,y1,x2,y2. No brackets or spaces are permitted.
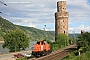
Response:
3,30,30,52
77,32,90,54
56,34,68,48
77,32,90,48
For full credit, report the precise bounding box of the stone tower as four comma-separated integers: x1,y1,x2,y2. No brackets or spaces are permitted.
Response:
55,1,69,40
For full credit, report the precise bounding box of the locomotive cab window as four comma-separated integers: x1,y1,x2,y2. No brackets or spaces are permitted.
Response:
37,42,40,45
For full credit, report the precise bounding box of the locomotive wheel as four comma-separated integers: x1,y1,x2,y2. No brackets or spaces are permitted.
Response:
43,50,48,55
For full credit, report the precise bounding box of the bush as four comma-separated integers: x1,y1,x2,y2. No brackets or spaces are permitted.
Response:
62,50,90,60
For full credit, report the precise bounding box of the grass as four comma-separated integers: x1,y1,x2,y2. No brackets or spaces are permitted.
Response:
16,57,27,60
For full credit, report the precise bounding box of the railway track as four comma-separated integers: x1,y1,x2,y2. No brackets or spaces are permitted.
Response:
29,44,77,60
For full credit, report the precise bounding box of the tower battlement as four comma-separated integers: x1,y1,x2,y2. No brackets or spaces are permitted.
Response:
57,1,66,12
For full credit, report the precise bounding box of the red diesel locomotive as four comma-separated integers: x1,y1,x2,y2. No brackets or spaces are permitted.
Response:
32,40,52,57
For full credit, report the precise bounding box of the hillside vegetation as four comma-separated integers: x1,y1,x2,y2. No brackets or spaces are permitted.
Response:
0,16,80,41
0,16,55,41
0,16,19,40
18,25,55,41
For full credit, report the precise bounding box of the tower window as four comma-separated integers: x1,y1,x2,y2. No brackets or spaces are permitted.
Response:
64,31,65,34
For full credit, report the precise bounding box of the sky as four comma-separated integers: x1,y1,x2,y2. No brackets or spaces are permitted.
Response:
0,0,90,33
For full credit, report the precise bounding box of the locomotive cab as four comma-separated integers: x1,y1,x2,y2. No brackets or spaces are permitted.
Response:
32,40,51,57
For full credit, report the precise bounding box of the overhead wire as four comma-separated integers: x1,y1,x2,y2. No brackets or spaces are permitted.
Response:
0,0,90,30
0,0,31,25
0,0,29,17
0,11,21,25
0,0,90,19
